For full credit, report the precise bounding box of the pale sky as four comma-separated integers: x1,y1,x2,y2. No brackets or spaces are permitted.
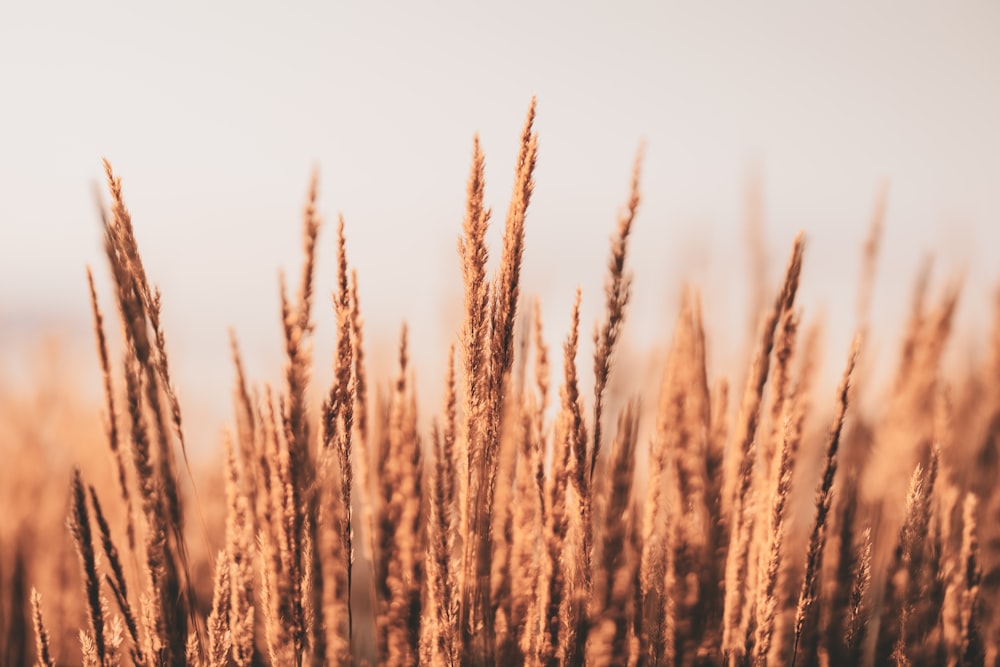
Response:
2,2,999,447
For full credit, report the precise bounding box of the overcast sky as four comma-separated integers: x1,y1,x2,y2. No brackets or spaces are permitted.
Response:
2,2,999,446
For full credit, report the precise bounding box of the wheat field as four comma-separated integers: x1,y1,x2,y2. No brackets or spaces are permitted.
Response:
1,101,998,667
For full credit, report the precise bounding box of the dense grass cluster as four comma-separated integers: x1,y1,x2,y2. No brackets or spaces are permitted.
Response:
3,102,1000,666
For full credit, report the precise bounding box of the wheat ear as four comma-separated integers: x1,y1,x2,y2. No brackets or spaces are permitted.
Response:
88,486,143,663
722,233,805,662
206,550,233,667
31,589,56,667
591,145,643,480
791,335,861,665
68,469,106,665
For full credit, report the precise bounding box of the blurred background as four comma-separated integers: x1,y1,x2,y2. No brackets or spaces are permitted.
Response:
1,2,999,455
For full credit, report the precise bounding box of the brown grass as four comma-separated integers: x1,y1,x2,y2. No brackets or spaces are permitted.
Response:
4,102,1000,667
